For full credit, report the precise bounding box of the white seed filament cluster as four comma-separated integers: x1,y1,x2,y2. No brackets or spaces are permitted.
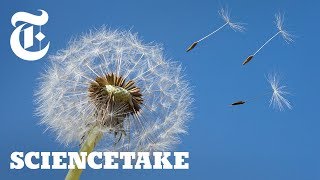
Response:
35,28,193,151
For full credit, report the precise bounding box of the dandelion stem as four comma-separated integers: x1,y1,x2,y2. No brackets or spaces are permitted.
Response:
231,91,271,106
246,91,271,102
253,31,281,56
65,126,103,180
197,22,228,43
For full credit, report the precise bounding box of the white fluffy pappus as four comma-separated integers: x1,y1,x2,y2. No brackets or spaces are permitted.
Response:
267,73,292,111
35,28,193,152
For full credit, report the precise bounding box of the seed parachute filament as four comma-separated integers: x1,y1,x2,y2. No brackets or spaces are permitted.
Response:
186,7,245,52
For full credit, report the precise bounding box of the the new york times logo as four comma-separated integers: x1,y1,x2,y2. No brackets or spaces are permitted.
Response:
10,9,50,61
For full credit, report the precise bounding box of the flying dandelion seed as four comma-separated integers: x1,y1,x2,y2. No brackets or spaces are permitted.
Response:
230,73,292,111
186,7,245,52
242,13,294,65
35,28,193,179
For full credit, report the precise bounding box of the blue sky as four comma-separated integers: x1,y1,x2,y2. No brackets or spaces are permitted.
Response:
0,0,319,179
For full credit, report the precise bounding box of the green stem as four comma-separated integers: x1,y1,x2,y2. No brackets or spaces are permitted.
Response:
65,126,103,180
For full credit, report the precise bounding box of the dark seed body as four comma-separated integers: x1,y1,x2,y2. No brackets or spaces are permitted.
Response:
242,55,254,65
231,101,246,106
186,42,198,52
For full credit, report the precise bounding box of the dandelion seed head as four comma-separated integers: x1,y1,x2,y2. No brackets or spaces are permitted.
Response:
219,7,245,32
35,27,193,152
275,13,294,43
267,73,292,111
